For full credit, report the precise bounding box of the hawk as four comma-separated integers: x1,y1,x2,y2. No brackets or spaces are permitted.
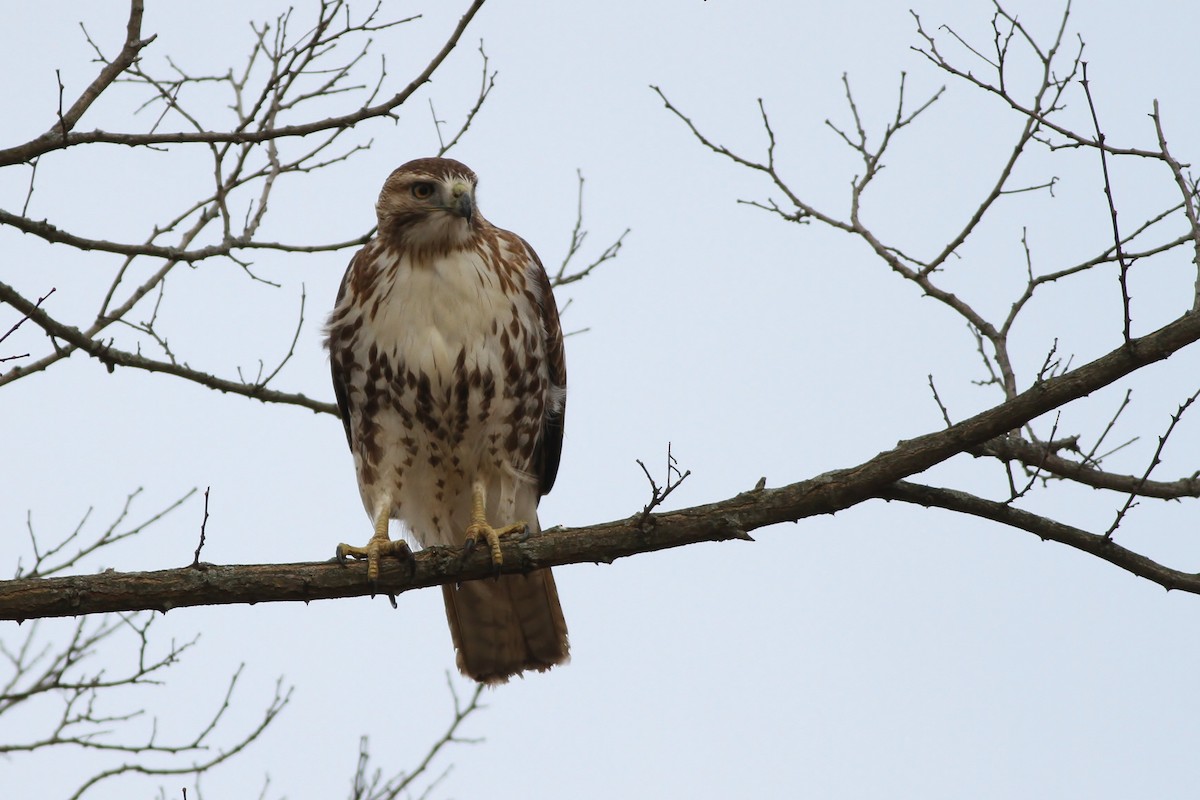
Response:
324,157,569,684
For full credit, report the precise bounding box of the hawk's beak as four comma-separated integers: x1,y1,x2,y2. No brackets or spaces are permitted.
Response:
449,183,474,223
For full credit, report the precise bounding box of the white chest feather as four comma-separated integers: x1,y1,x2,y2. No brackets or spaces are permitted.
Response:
371,250,523,382
328,244,550,544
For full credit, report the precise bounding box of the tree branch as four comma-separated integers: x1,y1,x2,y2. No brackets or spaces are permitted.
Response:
977,435,1200,499
877,481,1200,592
53,1,155,144
7,304,1200,620
0,0,488,167
0,278,337,415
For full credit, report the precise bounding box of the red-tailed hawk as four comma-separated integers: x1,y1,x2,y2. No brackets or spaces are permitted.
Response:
324,157,569,684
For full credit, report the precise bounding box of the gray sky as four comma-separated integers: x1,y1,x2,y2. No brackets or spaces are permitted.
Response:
4,1,1200,797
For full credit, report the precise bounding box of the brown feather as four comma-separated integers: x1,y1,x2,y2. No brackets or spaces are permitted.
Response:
443,570,569,684
324,157,570,683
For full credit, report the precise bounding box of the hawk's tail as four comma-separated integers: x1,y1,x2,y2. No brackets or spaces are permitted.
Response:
442,567,569,684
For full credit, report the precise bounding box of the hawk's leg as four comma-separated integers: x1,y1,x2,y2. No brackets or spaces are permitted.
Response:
336,505,410,582
464,481,526,569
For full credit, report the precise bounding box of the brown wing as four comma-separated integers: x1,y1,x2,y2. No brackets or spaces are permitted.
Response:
327,251,358,449
521,237,566,497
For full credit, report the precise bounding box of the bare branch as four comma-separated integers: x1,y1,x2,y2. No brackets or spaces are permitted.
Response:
64,669,291,800
1104,388,1200,537
0,610,291,800
17,487,198,580
50,1,157,146
635,443,694,529
192,488,211,568
1150,101,1200,311
8,301,1200,618
552,170,630,288
433,41,496,157
976,434,1200,499
910,3,1165,159
0,278,337,415
878,480,1199,592
1080,61,1134,343
0,0,489,167
0,286,55,363
350,676,485,800
927,374,954,426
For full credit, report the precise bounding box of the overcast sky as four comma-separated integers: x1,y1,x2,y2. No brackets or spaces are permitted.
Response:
4,1,1200,798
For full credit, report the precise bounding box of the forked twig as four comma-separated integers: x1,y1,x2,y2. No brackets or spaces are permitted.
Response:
636,443,692,527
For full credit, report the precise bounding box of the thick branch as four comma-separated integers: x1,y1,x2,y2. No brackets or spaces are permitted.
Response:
6,305,1200,620
0,505,755,620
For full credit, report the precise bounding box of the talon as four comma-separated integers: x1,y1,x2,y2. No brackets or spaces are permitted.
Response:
336,509,410,583
466,521,504,568
459,536,477,572
464,482,525,574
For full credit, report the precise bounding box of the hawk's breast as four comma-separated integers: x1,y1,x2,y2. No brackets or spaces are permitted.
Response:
331,240,550,535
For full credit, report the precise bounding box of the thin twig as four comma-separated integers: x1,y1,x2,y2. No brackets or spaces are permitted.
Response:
1080,61,1133,344
192,487,211,567
1105,388,1200,538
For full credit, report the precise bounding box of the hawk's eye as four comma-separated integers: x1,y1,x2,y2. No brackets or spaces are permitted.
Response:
411,182,435,200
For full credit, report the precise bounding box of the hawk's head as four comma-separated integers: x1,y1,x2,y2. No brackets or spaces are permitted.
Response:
375,157,480,257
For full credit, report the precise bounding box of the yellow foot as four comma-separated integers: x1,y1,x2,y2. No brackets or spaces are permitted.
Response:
338,507,410,583
465,480,526,569
465,519,527,568
336,535,411,582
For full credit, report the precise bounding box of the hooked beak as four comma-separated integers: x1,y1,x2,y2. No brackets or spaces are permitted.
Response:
449,182,473,223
